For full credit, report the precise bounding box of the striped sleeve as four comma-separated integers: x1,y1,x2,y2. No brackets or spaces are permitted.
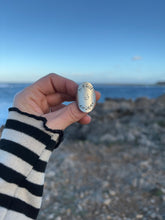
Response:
0,107,64,220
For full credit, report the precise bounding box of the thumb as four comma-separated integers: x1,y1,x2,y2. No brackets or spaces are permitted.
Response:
44,101,90,130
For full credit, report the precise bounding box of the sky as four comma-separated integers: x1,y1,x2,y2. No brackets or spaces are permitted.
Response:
0,0,165,84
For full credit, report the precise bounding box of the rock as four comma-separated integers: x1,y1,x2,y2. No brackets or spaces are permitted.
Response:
103,99,120,111
80,192,84,198
136,214,143,219
150,199,155,204
65,95,165,147
140,161,150,169
66,208,71,215
138,135,154,147
102,181,110,188
109,190,116,196
153,95,165,116
150,213,156,218
160,135,165,144
100,133,117,144
132,178,138,188
155,94,165,106
135,97,153,110
119,100,134,114
161,188,165,193
55,217,62,220
104,198,111,206
125,131,136,142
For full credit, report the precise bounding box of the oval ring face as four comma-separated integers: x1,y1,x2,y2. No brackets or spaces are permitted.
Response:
77,82,96,113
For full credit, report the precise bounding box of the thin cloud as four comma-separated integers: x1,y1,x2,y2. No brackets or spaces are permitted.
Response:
132,56,142,61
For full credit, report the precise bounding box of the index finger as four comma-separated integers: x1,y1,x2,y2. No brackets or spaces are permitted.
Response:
33,73,78,97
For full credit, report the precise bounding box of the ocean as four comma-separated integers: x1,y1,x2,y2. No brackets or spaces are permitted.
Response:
0,83,165,126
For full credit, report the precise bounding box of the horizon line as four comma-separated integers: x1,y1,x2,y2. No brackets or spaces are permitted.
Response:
0,81,165,86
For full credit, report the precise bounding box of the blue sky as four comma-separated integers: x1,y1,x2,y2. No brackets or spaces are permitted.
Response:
0,0,165,83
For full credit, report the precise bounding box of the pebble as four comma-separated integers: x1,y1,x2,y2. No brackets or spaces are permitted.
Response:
102,181,110,188
109,190,116,196
150,199,155,204
104,198,111,206
47,171,55,177
161,188,165,193
104,193,110,199
140,160,150,168
48,214,55,219
78,204,83,211
77,82,96,113
132,178,138,187
66,208,71,215
80,192,84,198
126,132,135,142
150,213,157,218
55,217,62,220
136,214,143,219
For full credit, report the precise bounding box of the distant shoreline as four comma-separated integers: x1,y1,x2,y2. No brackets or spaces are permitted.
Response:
156,82,165,86
0,82,165,86
93,83,165,86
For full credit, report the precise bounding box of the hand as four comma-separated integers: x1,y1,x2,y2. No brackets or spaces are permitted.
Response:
13,73,101,130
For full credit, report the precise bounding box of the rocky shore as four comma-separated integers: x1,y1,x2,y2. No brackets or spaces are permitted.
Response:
66,94,165,148
1,95,165,220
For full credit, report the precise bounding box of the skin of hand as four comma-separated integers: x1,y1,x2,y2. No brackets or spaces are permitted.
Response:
13,73,101,130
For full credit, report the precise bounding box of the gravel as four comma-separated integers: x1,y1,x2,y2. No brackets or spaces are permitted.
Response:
38,139,165,220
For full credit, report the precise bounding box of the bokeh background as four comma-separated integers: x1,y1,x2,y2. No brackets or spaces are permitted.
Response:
1,1,165,220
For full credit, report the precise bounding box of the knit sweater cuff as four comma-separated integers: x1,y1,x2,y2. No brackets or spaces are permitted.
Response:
7,107,64,148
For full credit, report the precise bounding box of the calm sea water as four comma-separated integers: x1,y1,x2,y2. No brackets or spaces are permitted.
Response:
0,83,165,126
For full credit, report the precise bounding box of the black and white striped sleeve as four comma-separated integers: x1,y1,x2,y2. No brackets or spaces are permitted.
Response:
0,107,64,220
